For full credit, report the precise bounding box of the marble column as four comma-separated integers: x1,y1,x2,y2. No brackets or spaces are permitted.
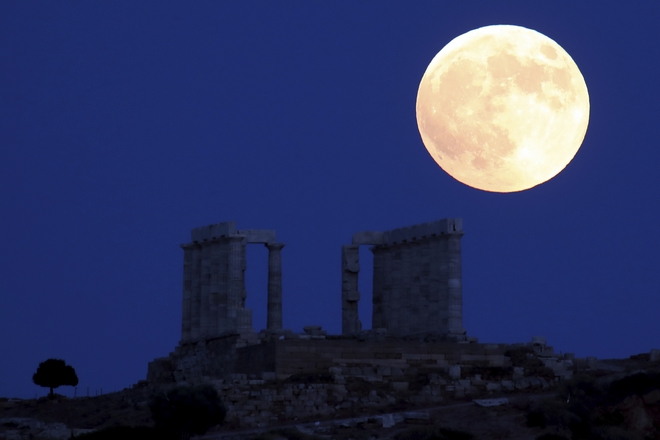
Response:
216,240,230,333
371,246,385,329
446,232,465,335
227,235,246,331
180,244,194,341
208,240,221,337
265,242,285,330
341,245,361,335
190,243,202,339
199,242,212,337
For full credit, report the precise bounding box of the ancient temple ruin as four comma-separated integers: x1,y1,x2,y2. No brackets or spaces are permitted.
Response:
342,218,465,339
143,218,614,431
179,222,285,342
148,218,474,384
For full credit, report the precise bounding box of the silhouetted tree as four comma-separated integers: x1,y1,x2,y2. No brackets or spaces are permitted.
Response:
149,384,226,440
32,358,79,398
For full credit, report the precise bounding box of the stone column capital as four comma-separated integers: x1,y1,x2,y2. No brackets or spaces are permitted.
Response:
267,242,284,331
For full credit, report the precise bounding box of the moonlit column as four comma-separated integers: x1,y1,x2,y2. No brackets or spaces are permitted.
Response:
190,243,202,339
265,242,285,330
446,231,465,335
208,240,221,337
199,242,212,337
371,246,385,329
227,236,245,331
180,244,193,342
341,245,361,335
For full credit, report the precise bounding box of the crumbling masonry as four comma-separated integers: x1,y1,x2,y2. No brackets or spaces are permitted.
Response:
149,219,474,386
145,219,585,428
342,218,465,339
179,222,284,343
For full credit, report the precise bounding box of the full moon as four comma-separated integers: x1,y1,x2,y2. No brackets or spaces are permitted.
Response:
416,25,589,192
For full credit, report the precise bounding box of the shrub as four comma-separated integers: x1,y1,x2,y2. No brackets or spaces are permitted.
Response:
149,384,226,440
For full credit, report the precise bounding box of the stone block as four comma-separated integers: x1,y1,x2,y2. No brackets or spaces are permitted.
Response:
239,229,276,243
651,349,660,362
377,366,392,376
392,381,409,391
404,411,430,421
261,372,276,381
448,365,461,380
460,354,486,362
486,382,502,391
501,380,514,391
586,356,597,368
513,367,524,379
362,366,376,376
529,377,541,389
514,378,530,390
348,367,362,376
303,325,326,336
192,222,236,241
365,374,383,382
532,336,546,346
352,231,385,245
345,291,360,302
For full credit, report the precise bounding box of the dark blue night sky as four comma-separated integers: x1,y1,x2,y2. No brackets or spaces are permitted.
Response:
2,2,659,398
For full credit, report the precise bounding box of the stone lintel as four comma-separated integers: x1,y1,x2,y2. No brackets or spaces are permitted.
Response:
352,231,385,245
181,235,247,248
381,218,463,245
239,229,277,244
191,221,237,242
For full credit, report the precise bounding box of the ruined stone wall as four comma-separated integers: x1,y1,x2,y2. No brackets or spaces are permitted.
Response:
372,219,464,336
147,333,261,383
180,221,284,343
345,218,466,338
196,368,559,428
271,339,511,377
150,337,516,384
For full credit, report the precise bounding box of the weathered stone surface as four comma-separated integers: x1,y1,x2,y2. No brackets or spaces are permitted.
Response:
528,376,542,389
650,349,660,362
448,365,461,380
501,380,515,391
586,356,598,368
352,231,385,245
514,378,530,389
392,381,409,391
532,336,546,346
486,382,502,391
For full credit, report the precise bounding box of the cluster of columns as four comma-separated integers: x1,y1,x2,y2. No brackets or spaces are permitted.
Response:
342,219,465,337
180,222,284,342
